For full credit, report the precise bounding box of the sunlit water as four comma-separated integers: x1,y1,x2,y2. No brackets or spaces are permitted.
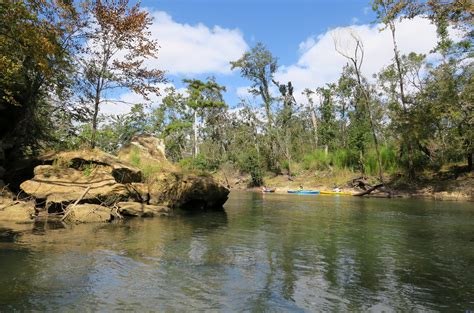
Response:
1,192,473,311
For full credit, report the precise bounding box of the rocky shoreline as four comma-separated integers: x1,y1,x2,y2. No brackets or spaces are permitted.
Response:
0,136,230,224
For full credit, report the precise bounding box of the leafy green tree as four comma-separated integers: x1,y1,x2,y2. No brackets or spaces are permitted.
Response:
183,79,226,159
316,85,338,150
333,31,385,180
77,0,165,148
231,43,278,126
0,0,80,177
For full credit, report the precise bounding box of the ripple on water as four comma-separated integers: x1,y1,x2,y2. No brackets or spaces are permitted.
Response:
0,193,473,311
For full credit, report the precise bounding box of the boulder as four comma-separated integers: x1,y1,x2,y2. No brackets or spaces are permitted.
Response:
158,174,230,210
127,183,150,203
20,165,131,211
118,134,177,173
43,150,143,183
117,202,169,217
118,135,229,211
0,201,35,222
62,204,111,223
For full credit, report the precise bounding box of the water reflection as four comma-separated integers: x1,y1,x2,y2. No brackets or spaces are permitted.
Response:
0,193,473,311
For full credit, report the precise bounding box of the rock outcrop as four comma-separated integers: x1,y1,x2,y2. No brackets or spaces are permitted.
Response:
117,136,230,211
0,200,35,223
62,204,112,223
117,202,169,217
156,173,230,210
8,138,229,223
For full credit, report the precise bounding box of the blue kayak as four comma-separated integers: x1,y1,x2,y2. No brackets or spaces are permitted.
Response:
287,190,320,195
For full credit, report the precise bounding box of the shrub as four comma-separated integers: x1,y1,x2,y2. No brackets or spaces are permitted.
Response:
302,149,331,171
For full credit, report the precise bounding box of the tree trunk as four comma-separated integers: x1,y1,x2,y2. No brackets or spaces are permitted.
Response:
308,101,318,149
91,95,100,149
90,76,102,149
285,129,292,178
353,60,384,182
468,152,473,172
193,109,199,158
353,183,385,196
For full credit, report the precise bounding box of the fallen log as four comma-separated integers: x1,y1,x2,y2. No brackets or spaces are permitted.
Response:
353,183,385,197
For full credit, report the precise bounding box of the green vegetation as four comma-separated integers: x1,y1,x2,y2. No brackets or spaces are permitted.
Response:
82,163,95,178
0,0,472,188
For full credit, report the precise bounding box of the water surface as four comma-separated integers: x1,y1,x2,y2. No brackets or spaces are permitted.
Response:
1,192,473,311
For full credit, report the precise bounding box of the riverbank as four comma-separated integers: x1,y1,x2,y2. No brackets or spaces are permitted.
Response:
214,167,473,202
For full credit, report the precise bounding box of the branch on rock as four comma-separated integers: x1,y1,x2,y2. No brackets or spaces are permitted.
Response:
61,185,91,221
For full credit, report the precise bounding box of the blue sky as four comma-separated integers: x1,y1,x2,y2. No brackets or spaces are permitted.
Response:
108,0,444,115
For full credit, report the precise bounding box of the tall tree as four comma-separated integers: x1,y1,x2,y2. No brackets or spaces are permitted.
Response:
182,79,226,158
303,88,319,149
230,43,278,126
0,0,80,173
78,0,165,148
332,30,385,181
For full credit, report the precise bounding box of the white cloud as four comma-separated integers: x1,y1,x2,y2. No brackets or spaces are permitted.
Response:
276,17,443,103
100,83,187,116
236,86,253,99
146,11,248,75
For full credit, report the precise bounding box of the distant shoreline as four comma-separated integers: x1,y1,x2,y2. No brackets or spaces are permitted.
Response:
216,173,473,202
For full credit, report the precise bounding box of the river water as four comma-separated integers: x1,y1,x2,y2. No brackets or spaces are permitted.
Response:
0,192,473,312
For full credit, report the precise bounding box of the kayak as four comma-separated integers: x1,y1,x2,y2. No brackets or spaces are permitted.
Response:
287,190,320,195
262,188,276,193
320,190,352,196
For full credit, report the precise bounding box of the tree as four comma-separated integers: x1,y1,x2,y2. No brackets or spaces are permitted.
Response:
372,0,421,176
303,88,319,149
0,0,80,173
183,79,226,159
372,0,473,173
230,42,278,126
273,80,297,177
77,0,165,148
332,30,385,181
316,85,338,150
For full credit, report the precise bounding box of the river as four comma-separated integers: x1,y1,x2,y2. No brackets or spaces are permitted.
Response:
0,192,473,311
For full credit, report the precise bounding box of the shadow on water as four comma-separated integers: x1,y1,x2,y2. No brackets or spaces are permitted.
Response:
0,227,22,243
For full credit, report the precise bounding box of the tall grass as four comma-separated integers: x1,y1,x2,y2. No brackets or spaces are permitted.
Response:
301,146,399,175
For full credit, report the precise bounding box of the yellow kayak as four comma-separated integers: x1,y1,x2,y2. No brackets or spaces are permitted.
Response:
319,190,353,196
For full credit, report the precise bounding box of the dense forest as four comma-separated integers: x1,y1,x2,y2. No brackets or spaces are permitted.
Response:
0,0,472,188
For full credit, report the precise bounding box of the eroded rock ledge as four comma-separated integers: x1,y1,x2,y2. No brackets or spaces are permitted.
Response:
1,142,229,224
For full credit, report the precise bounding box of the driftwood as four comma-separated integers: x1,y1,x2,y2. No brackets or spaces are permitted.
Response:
61,185,91,221
350,176,392,197
350,176,371,190
353,184,385,196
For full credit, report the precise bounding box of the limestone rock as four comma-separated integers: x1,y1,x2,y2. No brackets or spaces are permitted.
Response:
63,204,111,223
43,150,143,183
20,165,130,211
118,134,176,173
159,174,229,210
117,202,169,217
127,183,150,203
0,201,35,222
118,135,229,211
